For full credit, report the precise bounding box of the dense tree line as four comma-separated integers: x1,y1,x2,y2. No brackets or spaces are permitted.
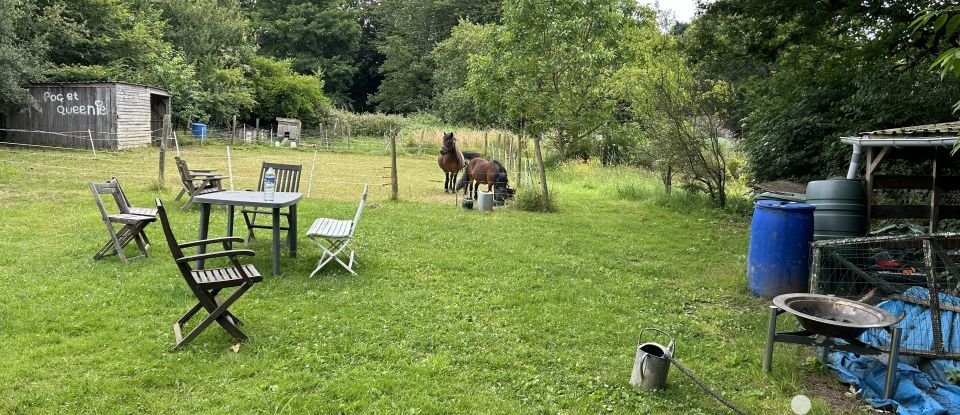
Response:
0,0,500,127
2,0,958,205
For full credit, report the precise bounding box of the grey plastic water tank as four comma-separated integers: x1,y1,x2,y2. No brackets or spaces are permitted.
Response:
805,179,867,240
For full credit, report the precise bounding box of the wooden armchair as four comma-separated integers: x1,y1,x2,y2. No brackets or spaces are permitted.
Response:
175,156,228,212
155,199,263,349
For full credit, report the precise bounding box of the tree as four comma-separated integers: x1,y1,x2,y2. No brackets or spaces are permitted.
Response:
618,20,732,206
469,0,635,158
911,5,960,155
430,20,497,126
250,56,331,126
468,0,639,205
250,0,361,106
0,0,56,112
370,0,500,113
155,0,257,124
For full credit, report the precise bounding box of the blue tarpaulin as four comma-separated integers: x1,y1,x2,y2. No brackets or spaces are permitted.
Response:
828,287,960,414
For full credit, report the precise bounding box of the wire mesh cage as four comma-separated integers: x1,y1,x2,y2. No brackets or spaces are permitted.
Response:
809,233,960,358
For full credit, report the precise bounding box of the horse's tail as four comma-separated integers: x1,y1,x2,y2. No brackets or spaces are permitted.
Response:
455,168,471,191
462,151,481,161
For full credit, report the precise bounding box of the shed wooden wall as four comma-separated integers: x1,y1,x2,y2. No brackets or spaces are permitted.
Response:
4,85,117,149
115,84,155,150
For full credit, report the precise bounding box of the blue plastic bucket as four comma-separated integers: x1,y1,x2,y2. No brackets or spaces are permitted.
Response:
747,200,816,298
191,123,208,141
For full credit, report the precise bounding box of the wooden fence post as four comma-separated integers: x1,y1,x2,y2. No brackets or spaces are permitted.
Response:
516,133,522,185
347,122,352,151
390,129,399,201
158,115,170,185
323,122,330,149
483,131,489,156
534,136,549,201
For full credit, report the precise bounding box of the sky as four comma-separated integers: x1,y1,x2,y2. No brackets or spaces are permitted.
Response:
638,0,699,23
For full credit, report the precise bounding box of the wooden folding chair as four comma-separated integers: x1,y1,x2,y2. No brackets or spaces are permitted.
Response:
90,181,157,264
242,162,302,241
306,185,368,276
175,156,228,212
112,177,157,245
155,198,263,349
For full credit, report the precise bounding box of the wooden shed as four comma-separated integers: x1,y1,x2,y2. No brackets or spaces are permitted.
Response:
276,117,302,142
841,122,960,232
3,82,171,150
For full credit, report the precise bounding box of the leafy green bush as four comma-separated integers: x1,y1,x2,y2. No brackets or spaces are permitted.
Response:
250,56,330,127
513,187,556,212
329,109,407,138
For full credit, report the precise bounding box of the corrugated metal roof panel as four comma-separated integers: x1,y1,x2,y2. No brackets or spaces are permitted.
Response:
861,121,960,136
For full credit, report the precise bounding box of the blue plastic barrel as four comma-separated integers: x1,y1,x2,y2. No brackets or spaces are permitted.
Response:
191,123,207,141
747,200,816,298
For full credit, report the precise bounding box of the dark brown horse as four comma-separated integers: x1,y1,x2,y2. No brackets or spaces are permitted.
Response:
456,157,510,200
437,132,479,193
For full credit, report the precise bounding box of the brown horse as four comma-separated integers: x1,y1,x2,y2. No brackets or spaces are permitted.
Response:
437,132,479,193
456,157,510,200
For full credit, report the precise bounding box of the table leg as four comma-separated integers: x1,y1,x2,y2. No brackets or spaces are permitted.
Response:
226,205,234,238
763,305,780,373
289,203,298,258
197,203,211,270
272,207,281,275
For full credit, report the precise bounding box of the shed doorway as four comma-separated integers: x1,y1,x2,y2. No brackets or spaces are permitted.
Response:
150,94,170,145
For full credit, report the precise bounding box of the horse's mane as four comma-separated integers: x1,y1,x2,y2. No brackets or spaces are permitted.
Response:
491,159,509,184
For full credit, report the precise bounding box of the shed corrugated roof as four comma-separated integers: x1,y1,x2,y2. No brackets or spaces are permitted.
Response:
861,121,960,137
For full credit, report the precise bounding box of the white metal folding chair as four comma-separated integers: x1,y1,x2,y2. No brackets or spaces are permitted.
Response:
306,185,368,276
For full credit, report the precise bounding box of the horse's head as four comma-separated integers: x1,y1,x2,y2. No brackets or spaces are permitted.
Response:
440,132,456,152
492,160,510,191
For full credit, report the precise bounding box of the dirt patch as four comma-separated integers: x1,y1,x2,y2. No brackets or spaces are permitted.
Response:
804,373,888,414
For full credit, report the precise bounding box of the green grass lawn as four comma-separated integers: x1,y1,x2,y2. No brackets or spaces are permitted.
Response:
0,144,863,414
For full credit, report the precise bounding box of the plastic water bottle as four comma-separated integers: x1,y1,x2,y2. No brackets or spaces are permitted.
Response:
263,167,276,201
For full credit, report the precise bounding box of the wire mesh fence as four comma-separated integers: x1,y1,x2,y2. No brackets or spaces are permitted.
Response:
0,121,548,207
0,139,542,207
170,125,544,197
810,233,960,358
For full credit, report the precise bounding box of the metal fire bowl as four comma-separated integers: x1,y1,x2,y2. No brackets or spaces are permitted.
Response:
773,293,902,339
